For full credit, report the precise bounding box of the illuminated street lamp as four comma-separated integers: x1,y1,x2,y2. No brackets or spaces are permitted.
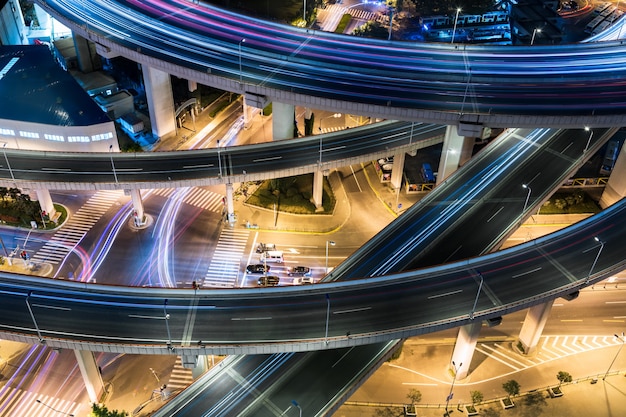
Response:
36,399,74,416
164,299,173,350
584,126,594,152
586,236,605,284
239,38,246,84
522,184,532,215
2,143,16,185
325,240,336,274
603,332,625,380
451,8,461,44
445,361,462,416
109,144,118,184
531,28,542,45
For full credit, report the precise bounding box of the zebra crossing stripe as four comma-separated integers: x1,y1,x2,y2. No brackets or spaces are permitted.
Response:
30,191,122,265
0,388,82,417
166,356,194,392
203,229,249,288
151,187,225,212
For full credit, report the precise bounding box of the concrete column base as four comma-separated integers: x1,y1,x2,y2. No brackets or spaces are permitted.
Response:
518,300,554,355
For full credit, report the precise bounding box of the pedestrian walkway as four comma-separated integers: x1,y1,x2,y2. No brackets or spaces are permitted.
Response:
165,357,194,393
0,387,82,417
31,190,122,266
151,187,225,213
202,227,250,288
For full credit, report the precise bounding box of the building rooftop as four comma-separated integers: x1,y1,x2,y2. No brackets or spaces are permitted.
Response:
0,44,110,126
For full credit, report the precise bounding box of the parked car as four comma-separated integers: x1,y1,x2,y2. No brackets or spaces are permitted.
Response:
293,276,314,285
288,266,312,277
246,264,270,274
257,275,280,287
256,243,276,253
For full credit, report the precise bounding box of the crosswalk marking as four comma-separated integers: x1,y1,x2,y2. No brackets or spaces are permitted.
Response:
203,228,249,288
474,335,622,374
30,191,122,265
167,356,194,393
152,187,224,212
0,388,82,417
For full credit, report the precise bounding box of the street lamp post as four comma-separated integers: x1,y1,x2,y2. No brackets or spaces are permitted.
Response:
291,400,303,417
164,299,173,350
451,8,461,44
36,399,74,416
522,184,532,214
470,271,484,320
445,361,462,416
603,332,625,380
586,236,605,284
238,38,246,84
25,291,45,343
584,126,594,152
303,0,306,22
109,145,118,184
325,240,335,274
531,28,541,45
2,143,16,186
324,293,330,344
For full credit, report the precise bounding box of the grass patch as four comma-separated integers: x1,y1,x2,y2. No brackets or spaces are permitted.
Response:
335,14,352,33
245,174,336,214
539,190,601,214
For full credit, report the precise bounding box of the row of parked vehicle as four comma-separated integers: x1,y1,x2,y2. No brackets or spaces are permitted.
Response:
248,243,314,286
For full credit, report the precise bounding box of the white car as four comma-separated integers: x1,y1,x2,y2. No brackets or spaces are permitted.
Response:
293,276,314,285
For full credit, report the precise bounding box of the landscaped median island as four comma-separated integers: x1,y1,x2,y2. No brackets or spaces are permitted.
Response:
243,173,336,214
0,188,66,230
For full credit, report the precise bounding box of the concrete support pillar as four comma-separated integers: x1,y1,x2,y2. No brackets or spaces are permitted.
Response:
188,79,197,92
600,141,626,208
312,170,324,209
225,183,235,222
0,0,26,46
304,107,313,137
458,136,476,166
74,350,105,404
390,151,406,190
272,102,295,141
129,189,145,225
243,97,251,128
35,189,55,218
436,125,464,185
73,34,96,73
190,355,209,379
142,65,177,140
518,300,554,355
450,321,482,380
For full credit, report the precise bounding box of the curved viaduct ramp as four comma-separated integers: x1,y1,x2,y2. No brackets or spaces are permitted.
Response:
0,127,620,355
37,0,626,128
0,196,624,355
0,121,443,190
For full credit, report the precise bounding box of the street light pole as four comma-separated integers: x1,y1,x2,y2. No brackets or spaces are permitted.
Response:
451,8,461,44
239,38,246,84
324,293,330,344
109,144,118,184
522,184,532,215
445,361,462,416
36,399,74,416
25,291,44,343
164,299,173,350
470,271,484,320
303,0,306,23
584,126,594,152
2,143,16,186
325,240,335,274
586,236,605,284
531,28,541,45
603,332,625,380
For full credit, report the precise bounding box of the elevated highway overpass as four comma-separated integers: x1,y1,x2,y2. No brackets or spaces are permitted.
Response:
36,0,626,128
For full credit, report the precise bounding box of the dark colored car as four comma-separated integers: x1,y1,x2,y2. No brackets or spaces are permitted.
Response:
288,266,311,277
246,264,270,274
257,276,280,287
